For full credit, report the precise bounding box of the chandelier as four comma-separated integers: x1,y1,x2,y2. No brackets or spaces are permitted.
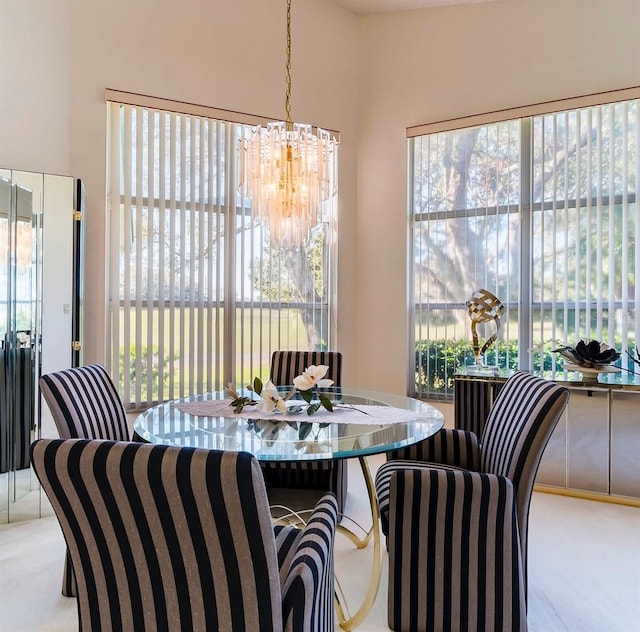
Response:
242,0,338,248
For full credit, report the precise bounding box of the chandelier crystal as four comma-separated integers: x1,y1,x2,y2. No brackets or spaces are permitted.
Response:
241,0,338,248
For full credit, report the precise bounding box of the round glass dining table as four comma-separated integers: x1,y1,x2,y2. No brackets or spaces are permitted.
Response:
133,387,444,630
133,387,443,461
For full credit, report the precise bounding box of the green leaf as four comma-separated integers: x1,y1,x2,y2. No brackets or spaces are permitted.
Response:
253,376,263,395
298,422,313,440
319,394,333,412
306,402,321,416
299,389,313,404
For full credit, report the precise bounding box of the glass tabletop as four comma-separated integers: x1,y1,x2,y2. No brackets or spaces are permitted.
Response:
133,387,444,461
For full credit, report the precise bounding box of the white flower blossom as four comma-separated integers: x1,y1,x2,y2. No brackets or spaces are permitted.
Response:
293,365,334,391
257,381,287,413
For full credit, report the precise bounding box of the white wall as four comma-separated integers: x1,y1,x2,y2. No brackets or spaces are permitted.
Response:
1,0,639,398
0,0,70,175
356,0,640,394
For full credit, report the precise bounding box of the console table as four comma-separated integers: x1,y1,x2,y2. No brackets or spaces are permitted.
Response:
454,370,640,504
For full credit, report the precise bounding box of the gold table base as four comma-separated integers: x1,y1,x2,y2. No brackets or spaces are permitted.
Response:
271,455,382,630
334,455,381,630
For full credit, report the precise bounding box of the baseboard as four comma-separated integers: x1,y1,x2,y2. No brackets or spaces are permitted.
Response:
534,484,640,507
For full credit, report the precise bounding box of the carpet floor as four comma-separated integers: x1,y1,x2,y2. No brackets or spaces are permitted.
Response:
1,455,638,631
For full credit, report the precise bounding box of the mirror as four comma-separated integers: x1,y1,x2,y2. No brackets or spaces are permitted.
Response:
0,169,83,523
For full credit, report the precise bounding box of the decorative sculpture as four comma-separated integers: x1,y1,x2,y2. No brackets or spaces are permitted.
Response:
552,339,621,383
466,289,505,371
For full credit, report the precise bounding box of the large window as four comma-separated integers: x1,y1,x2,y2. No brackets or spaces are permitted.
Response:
106,94,338,409
410,89,639,398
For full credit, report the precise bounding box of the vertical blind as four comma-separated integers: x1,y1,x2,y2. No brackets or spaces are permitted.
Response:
410,91,639,398
106,98,337,409
410,121,521,396
531,101,639,372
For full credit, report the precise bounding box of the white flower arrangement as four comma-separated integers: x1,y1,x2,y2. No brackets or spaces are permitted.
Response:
224,364,335,416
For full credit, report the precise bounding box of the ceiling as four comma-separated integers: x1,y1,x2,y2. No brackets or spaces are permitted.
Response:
331,0,497,14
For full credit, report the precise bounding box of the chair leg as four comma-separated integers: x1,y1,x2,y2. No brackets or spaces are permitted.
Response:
61,549,77,597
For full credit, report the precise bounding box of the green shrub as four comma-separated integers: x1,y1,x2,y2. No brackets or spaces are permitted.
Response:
119,344,174,404
415,338,636,396
415,339,551,395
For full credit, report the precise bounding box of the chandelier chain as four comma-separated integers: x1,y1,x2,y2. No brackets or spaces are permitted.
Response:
285,0,292,128
242,0,337,248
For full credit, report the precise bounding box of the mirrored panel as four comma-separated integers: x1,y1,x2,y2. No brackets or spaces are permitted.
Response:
0,168,82,523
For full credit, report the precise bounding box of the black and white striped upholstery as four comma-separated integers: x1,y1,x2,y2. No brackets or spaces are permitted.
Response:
39,364,130,597
39,364,129,441
453,377,505,437
270,351,343,388
261,351,348,514
376,372,569,631
31,438,338,632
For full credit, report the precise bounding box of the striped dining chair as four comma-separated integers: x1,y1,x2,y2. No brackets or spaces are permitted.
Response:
39,364,130,597
261,350,348,514
375,371,569,632
31,438,338,632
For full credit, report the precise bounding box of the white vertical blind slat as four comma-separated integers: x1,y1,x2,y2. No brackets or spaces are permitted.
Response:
223,124,236,385
585,108,594,344
214,123,222,390
146,110,155,404
595,107,604,341
539,121,547,346
179,115,187,397
620,104,629,349
505,122,512,369
239,139,246,382
196,119,205,394
205,121,214,389
108,103,122,396
562,112,569,346
248,157,256,380
157,111,167,404
607,105,616,348
122,106,133,407
134,106,144,407
188,117,197,395
168,112,177,401
573,111,581,341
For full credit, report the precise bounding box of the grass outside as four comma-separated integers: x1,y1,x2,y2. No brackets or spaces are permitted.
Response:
116,306,315,405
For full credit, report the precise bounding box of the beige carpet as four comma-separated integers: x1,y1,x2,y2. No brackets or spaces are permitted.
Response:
1,455,639,631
